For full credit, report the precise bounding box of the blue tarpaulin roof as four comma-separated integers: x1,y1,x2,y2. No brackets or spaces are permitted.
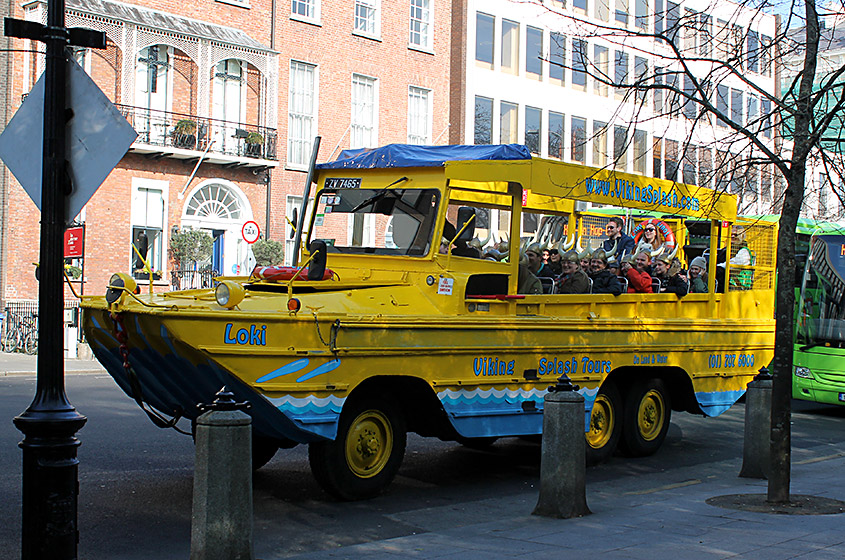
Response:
316,144,533,169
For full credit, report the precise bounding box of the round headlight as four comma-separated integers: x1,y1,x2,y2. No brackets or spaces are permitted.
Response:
106,273,137,305
216,280,245,308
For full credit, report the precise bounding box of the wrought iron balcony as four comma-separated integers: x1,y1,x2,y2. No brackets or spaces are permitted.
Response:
116,104,278,168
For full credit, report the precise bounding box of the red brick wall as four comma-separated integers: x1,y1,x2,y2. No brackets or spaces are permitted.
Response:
3,0,452,299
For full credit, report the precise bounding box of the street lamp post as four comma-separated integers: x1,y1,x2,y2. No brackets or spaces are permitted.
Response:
5,1,104,557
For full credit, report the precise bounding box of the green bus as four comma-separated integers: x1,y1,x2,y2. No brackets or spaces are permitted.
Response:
792,219,845,405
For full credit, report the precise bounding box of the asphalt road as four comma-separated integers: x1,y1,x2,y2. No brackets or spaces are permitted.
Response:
1,372,843,560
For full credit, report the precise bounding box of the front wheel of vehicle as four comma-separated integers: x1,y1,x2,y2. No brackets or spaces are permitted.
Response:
585,381,622,466
620,378,671,457
309,396,407,500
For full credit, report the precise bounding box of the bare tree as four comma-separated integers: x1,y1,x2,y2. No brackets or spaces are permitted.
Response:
531,0,845,502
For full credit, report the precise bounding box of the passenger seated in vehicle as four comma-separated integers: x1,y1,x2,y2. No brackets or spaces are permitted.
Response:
517,251,543,295
526,243,554,278
442,220,481,258
546,248,563,277
620,250,653,293
689,256,708,293
556,249,591,294
652,251,689,297
589,249,623,295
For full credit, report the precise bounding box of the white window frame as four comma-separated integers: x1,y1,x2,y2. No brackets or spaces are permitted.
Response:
291,0,319,23
354,0,380,37
409,0,433,51
351,74,378,149
130,178,168,282
407,86,432,145
288,60,318,169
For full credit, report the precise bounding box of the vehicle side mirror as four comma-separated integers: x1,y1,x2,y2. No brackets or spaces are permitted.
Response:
307,240,327,280
290,209,298,239
456,207,476,242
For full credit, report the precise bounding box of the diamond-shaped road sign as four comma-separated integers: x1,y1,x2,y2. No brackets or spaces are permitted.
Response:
0,58,137,221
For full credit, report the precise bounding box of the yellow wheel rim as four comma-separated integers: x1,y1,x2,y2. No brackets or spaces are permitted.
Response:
637,389,665,441
345,409,393,478
586,393,614,449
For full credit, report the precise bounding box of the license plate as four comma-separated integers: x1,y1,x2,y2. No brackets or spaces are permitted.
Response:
839,393,845,402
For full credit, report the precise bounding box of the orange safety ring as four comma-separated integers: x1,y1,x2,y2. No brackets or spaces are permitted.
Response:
630,218,676,251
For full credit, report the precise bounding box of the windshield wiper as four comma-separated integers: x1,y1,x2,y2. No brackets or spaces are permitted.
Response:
350,177,408,212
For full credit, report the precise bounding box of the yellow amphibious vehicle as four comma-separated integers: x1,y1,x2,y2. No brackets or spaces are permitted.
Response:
82,144,777,500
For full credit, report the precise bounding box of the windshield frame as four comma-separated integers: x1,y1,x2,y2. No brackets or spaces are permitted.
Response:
305,185,442,257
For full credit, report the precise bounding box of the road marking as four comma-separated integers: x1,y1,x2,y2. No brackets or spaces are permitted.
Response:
623,479,701,495
795,451,845,465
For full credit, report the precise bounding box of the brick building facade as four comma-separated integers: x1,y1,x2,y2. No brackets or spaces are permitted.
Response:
1,0,452,305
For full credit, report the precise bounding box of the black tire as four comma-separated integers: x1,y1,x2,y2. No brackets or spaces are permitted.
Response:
585,381,622,466
24,333,37,355
309,396,407,500
620,378,671,457
252,433,280,470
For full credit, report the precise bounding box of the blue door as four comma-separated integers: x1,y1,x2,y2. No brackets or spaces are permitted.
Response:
212,230,224,275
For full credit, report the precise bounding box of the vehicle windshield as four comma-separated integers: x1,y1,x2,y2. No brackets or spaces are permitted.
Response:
309,187,440,256
797,235,845,348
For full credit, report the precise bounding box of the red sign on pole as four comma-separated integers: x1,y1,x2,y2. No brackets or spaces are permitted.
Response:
64,226,84,258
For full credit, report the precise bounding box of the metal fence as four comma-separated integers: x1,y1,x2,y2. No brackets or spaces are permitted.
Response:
1,300,82,354
170,269,218,291
116,104,278,161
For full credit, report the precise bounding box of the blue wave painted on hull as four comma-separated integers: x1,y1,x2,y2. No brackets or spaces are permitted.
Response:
438,387,598,438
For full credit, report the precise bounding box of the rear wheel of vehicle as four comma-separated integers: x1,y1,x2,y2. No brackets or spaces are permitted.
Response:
620,378,671,457
309,396,406,500
586,381,622,466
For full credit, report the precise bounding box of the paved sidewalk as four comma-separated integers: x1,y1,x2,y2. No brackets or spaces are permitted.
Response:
0,351,105,376
278,452,845,560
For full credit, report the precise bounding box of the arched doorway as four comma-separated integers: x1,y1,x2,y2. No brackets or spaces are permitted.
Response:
181,180,254,276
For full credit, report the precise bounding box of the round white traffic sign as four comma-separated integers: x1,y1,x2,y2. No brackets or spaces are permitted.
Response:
242,220,260,244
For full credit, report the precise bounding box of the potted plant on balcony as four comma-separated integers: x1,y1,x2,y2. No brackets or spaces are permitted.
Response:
173,119,197,149
244,132,264,157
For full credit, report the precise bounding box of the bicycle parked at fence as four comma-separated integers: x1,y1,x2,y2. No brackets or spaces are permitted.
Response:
1,310,38,355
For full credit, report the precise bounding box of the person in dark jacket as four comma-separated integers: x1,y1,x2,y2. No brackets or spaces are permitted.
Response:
652,251,689,297
589,249,623,295
556,249,591,294
601,217,635,261
546,248,563,277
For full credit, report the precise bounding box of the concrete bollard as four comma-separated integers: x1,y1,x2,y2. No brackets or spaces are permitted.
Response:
739,368,773,479
191,387,254,560
533,376,591,519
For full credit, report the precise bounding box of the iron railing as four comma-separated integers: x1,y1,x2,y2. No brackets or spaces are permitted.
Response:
116,104,278,161
170,268,218,291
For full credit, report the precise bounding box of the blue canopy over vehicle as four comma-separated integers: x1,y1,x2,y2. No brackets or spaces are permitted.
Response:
316,143,532,170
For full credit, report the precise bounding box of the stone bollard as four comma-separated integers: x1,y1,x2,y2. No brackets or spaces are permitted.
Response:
533,375,591,519
739,367,773,479
191,387,254,560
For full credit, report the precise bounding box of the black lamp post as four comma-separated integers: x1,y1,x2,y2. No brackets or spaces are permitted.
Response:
5,3,104,558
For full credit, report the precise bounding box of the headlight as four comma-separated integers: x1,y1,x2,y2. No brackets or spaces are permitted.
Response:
105,273,137,305
215,280,245,308
794,366,813,379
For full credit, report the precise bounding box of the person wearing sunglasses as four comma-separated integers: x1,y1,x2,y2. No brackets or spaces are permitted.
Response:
601,217,635,261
